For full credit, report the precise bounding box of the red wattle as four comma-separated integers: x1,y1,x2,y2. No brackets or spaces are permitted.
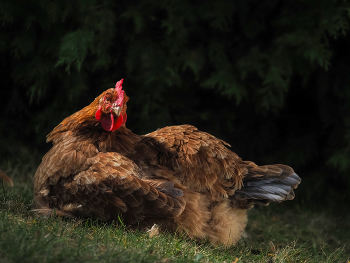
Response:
111,114,124,131
95,106,102,121
101,113,114,131
99,112,127,132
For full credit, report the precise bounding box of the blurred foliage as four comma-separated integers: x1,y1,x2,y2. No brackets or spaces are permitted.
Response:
1,0,350,200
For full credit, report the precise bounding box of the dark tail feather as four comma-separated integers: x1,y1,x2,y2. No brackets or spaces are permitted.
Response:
232,164,301,209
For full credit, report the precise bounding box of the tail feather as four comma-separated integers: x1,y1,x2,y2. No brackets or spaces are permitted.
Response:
232,164,300,209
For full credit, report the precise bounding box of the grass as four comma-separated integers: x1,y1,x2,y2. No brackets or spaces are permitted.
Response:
0,161,349,263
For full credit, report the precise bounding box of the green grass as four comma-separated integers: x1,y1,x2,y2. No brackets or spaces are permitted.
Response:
0,162,349,263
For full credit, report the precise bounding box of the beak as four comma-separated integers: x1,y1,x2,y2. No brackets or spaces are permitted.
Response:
111,105,122,117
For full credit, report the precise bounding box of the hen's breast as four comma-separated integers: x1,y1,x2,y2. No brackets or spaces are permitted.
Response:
34,133,99,200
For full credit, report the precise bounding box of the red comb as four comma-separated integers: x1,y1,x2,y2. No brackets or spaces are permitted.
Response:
115,79,124,106
115,79,124,93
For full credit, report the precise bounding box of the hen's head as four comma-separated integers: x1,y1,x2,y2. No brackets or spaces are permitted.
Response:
95,79,128,132
47,79,129,142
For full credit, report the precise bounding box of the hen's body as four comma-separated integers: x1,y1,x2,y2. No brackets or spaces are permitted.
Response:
34,82,300,246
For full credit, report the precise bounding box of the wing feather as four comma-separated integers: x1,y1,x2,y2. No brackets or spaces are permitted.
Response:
35,147,186,223
143,125,243,199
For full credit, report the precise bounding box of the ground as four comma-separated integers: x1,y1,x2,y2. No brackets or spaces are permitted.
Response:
0,162,349,263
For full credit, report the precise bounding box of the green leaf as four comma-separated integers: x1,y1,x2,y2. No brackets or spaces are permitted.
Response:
56,30,94,72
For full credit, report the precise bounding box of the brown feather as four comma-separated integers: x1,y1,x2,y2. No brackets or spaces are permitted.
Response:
34,85,300,247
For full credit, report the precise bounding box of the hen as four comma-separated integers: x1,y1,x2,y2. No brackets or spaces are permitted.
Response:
34,79,300,246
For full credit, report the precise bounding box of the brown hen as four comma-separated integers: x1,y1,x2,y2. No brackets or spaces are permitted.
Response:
34,79,300,246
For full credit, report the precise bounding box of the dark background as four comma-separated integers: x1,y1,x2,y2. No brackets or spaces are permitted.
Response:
1,0,350,210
